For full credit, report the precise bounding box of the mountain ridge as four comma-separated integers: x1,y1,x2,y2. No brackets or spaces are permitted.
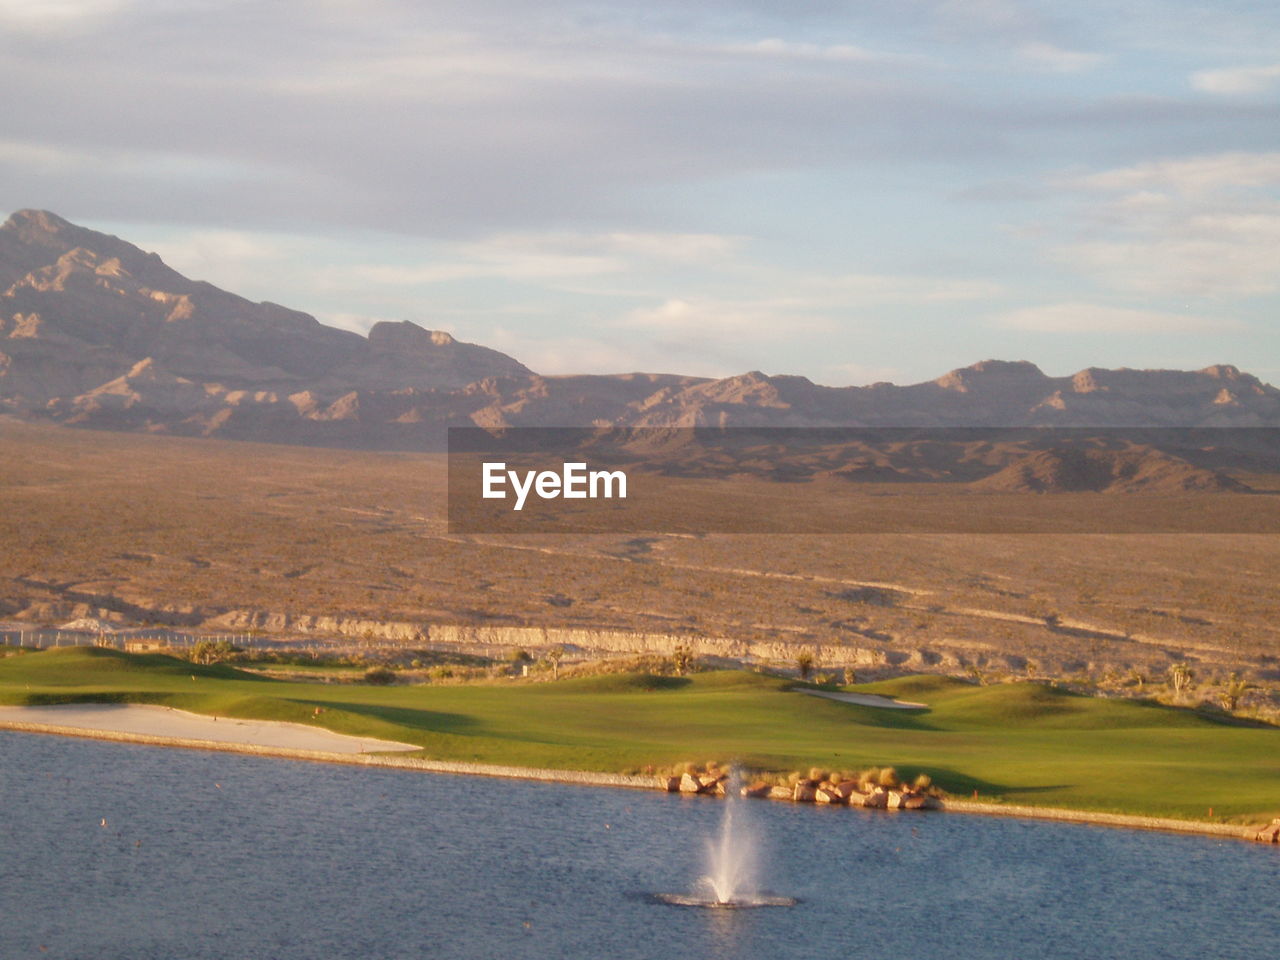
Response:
2,208,1278,449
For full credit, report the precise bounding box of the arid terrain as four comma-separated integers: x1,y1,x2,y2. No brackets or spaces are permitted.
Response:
3,419,1278,715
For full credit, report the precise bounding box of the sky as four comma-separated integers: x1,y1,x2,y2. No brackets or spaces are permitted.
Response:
1,0,1278,386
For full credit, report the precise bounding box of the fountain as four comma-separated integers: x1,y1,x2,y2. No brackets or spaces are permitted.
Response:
654,785,796,909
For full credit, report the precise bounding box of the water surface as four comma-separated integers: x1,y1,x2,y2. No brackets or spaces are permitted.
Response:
1,732,1276,959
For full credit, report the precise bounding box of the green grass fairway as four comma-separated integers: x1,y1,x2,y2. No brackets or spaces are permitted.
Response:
3,648,1278,823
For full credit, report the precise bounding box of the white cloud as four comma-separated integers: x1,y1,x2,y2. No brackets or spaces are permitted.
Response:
0,0,127,29
808,273,1004,303
152,230,297,268
822,361,905,386
716,38,879,63
483,330,648,377
1052,152,1280,296
0,137,272,187
1070,152,1280,196
992,301,1240,334
348,231,740,287
602,232,739,261
1059,223,1280,296
1017,42,1104,74
624,297,833,337
1191,63,1280,95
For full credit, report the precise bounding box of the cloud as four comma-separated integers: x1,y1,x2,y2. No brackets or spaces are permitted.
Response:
1052,152,1280,296
821,361,905,386
0,0,1195,240
713,38,880,63
1191,63,1280,95
0,0,128,29
992,301,1240,334
624,297,833,337
1059,225,1280,297
348,231,740,287
806,273,1004,303
483,330,655,377
1069,152,1280,195
1017,42,1104,73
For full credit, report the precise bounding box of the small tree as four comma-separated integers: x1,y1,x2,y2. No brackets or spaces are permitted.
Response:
189,639,238,665
1220,672,1248,712
796,650,815,680
672,643,693,677
546,644,565,680
1168,662,1194,696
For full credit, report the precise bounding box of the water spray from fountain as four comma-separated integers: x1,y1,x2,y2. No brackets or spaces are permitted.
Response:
703,790,759,905
655,770,796,909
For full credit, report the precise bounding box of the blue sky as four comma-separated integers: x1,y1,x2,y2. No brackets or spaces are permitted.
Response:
1,0,1277,385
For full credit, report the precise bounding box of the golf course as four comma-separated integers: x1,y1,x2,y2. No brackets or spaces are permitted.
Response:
2,646,1278,824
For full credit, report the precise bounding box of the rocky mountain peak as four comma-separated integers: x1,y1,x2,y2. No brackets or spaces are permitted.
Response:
933,359,1048,393
367,320,457,351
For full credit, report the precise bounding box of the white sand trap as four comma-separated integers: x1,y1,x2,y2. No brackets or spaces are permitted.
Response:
0,703,420,753
798,689,927,710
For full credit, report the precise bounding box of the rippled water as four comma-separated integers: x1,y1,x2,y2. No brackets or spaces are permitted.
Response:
2,731,1277,960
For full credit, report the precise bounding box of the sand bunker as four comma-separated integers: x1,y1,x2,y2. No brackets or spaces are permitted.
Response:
0,703,420,753
797,689,927,710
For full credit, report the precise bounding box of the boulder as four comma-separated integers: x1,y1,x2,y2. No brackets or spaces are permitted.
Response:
741,782,772,799
862,789,888,809
660,776,681,792
902,794,930,810
793,781,818,802
1253,821,1280,843
679,773,703,794
833,780,862,800
815,786,847,804
768,786,793,801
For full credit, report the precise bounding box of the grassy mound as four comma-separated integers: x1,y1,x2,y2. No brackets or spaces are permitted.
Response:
0,646,259,683
854,674,971,699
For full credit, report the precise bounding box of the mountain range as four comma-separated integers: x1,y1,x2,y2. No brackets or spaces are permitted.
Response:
2,209,1278,452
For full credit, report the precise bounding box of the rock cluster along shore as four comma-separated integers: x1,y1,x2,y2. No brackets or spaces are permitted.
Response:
1251,818,1280,844
659,772,937,810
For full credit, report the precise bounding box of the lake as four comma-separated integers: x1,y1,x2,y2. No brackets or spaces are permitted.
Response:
1,731,1276,959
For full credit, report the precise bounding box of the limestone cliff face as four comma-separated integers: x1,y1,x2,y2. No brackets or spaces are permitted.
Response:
205,610,427,642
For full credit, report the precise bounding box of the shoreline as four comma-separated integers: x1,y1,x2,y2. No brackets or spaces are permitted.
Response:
0,716,657,790
0,715,1267,842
